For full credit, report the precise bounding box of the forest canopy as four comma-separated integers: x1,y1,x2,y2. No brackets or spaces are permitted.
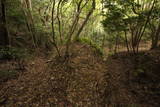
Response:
0,0,160,56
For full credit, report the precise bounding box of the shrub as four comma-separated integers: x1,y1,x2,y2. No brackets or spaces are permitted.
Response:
77,37,104,56
0,47,27,60
0,70,18,82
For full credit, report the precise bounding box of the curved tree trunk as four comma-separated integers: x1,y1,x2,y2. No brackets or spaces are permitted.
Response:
75,0,96,40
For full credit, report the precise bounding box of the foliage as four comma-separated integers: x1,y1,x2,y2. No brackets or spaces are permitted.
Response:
1,0,160,55
0,47,27,60
0,70,18,82
77,37,104,56
6,0,26,27
102,0,160,53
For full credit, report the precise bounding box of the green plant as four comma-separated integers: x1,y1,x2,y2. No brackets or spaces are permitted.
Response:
0,70,18,82
77,37,104,56
0,47,27,60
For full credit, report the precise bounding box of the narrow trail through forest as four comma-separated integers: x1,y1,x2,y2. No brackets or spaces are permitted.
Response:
0,43,160,107
1,0,160,106
105,51,160,107
0,43,108,106
104,57,136,105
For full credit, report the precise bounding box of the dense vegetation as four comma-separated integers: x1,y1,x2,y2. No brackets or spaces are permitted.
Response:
0,0,160,106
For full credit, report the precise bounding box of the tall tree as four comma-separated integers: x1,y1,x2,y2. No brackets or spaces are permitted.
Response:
21,0,36,47
0,0,9,46
65,0,96,58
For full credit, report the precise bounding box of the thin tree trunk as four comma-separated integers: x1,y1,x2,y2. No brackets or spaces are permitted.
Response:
101,34,105,49
21,0,37,48
57,0,63,43
51,0,61,57
151,21,160,49
75,0,96,40
136,0,156,52
124,30,130,52
65,0,89,58
114,35,119,54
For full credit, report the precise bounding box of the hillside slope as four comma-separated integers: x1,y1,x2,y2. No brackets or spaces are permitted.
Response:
0,43,107,106
105,50,160,107
0,43,160,106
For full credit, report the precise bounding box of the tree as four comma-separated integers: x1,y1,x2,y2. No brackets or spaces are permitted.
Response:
150,2,160,49
65,0,96,59
102,0,157,53
20,0,37,47
0,0,9,46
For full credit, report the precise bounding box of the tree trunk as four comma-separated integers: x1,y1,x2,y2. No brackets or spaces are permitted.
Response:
124,30,130,52
51,0,61,57
21,0,37,48
114,35,119,54
0,0,9,46
65,0,91,58
151,21,160,49
75,0,96,40
101,34,105,49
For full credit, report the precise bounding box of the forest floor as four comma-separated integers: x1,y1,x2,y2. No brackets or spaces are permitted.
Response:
0,43,160,107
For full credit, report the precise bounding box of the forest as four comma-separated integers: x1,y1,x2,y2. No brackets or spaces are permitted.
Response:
0,0,160,106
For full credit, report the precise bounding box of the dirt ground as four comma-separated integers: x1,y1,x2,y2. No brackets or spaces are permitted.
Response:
0,43,160,107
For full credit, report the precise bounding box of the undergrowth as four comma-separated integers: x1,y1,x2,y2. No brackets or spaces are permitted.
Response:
77,37,104,56
0,47,28,60
0,70,18,83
